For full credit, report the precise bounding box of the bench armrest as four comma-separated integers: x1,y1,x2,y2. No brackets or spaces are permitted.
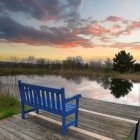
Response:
65,94,81,103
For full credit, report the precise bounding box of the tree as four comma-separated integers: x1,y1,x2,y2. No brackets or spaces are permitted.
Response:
89,60,103,71
113,50,135,73
9,56,18,63
36,58,46,65
133,63,140,72
104,58,112,72
26,56,36,64
63,56,83,70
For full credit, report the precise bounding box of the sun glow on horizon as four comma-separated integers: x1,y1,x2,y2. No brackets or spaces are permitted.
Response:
0,0,140,61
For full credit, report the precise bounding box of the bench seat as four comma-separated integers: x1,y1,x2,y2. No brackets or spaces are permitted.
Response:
32,98,77,115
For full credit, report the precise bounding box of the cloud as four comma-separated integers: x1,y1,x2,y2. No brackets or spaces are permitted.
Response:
67,0,82,8
1,0,140,52
112,20,140,37
107,42,140,50
0,0,62,21
105,16,123,22
0,15,91,48
75,24,110,36
111,24,121,31
1,15,140,50
126,21,140,32
122,20,131,25
88,42,140,50
0,0,83,28
100,36,114,43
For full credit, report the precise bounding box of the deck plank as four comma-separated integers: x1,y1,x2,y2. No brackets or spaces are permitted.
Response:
0,97,139,140
40,110,135,140
80,98,140,121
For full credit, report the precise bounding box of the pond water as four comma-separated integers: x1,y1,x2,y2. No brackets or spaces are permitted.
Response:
0,74,140,106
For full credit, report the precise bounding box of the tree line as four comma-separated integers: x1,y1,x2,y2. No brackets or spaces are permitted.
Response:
0,56,111,71
0,50,140,73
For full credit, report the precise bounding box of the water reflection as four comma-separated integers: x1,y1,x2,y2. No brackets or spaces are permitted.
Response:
0,74,139,106
97,77,111,90
61,74,83,84
110,78,133,98
0,75,135,99
97,77,133,98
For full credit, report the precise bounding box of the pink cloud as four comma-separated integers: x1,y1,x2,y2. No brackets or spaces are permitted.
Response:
112,20,140,37
100,36,114,43
126,21,140,32
75,24,110,36
122,20,131,25
109,42,140,50
111,24,121,30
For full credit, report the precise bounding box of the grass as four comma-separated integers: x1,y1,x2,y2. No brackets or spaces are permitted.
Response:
124,137,131,140
0,93,30,120
0,68,52,76
118,72,140,82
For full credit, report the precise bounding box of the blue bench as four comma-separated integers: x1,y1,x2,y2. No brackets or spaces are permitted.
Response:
18,80,81,135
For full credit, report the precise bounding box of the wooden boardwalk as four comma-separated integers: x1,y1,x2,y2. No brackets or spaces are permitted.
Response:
0,98,140,140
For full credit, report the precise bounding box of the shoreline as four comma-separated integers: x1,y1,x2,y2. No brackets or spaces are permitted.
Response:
0,68,140,82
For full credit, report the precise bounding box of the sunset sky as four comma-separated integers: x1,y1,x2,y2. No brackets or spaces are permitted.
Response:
0,0,140,61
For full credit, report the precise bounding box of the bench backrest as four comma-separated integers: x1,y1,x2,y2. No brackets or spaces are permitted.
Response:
18,80,65,114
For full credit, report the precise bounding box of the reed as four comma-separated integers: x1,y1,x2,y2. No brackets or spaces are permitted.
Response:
0,93,30,120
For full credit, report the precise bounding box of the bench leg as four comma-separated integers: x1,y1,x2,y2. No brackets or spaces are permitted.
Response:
21,103,25,119
36,109,39,114
75,99,79,127
61,116,66,135
75,111,78,127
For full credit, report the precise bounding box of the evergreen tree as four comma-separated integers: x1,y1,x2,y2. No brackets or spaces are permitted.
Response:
113,50,135,73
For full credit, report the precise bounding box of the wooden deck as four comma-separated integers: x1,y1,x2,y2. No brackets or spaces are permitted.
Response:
0,98,140,140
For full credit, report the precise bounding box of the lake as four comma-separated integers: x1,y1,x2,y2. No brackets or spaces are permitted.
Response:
0,74,140,106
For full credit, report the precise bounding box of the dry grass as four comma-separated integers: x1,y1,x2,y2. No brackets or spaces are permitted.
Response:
0,67,140,82
118,73,140,82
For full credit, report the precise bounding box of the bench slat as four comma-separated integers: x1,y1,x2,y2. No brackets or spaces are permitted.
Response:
46,90,51,110
25,87,30,104
51,92,55,110
42,90,46,109
56,93,60,112
28,87,34,105
37,89,42,106
34,89,38,106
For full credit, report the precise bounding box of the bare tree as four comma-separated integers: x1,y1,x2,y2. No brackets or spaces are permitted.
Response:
104,58,113,71
36,58,46,65
9,56,18,63
63,56,83,70
26,56,36,64
89,60,103,71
